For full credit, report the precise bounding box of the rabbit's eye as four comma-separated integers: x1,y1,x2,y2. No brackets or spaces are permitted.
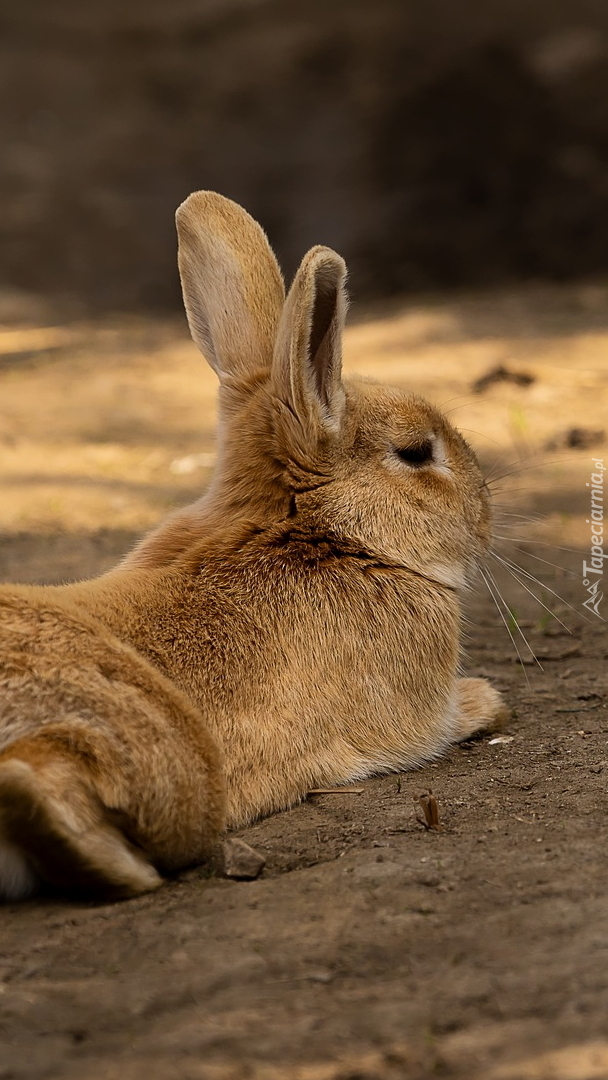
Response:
395,440,435,467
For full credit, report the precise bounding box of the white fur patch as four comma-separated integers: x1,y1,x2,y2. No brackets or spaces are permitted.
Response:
0,836,39,901
428,562,466,590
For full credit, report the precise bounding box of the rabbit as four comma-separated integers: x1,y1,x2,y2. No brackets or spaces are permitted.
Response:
0,191,506,902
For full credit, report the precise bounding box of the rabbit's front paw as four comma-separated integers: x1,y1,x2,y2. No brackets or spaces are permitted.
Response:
453,677,509,741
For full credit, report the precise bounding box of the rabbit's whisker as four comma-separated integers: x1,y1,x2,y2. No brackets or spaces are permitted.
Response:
457,428,503,447
492,544,576,579
478,566,533,684
483,455,530,485
489,552,576,630
482,446,560,485
493,510,544,523
442,399,479,416
486,461,569,488
491,500,541,509
484,564,543,671
487,487,550,497
492,535,579,555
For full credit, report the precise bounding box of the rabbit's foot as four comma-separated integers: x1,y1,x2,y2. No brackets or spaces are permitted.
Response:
0,754,162,900
453,677,509,741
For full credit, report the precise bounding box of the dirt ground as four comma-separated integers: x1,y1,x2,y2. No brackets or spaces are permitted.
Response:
1,282,607,1080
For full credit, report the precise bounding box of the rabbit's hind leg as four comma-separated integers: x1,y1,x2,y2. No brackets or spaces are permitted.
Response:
452,677,509,742
0,747,161,901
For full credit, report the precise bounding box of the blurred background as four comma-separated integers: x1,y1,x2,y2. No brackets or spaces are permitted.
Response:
3,0,608,313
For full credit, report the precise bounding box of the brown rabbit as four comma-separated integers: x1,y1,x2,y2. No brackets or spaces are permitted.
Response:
0,192,506,901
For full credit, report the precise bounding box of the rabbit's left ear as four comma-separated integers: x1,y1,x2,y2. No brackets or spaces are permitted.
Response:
272,246,347,454
176,191,285,395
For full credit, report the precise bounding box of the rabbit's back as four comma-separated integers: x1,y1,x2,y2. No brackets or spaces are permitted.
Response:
71,534,463,828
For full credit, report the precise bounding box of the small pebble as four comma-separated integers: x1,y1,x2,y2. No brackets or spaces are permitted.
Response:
221,838,266,880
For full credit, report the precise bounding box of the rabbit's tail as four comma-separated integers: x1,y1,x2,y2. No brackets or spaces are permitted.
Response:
0,744,161,901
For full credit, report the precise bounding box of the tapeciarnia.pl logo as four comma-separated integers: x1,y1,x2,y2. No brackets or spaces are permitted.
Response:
582,457,605,618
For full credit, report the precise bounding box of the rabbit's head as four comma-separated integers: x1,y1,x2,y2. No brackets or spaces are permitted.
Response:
177,192,490,589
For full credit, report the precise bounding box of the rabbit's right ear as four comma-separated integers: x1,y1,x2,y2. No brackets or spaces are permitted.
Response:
176,192,285,394
271,245,347,459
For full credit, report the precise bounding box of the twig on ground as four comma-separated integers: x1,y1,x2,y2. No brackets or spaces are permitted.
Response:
416,790,443,832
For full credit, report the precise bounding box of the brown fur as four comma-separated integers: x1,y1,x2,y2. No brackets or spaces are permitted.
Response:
0,192,505,900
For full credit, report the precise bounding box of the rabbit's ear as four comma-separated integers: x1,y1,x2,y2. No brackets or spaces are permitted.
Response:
272,246,347,449
176,192,285,391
